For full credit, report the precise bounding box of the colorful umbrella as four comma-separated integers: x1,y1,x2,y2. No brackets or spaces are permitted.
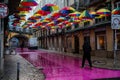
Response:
41,4,59,12
68,11,81,17
21,1,38,6
96,8,111,16
46,21,55,27
51,11,61,19
112,7,120,14
79,10,92,20
55,17,66,24
89,11,99,18
35,10,50,16
34,22,43,27
17,6,32,11
59,7,76,16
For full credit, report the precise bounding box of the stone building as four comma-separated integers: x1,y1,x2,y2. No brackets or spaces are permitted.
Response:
33,0,120,59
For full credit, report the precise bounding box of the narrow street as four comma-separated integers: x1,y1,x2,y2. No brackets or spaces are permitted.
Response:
17,48,120,80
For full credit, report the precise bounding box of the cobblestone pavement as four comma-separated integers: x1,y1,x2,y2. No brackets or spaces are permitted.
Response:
0,54,45,80
39,49,120,70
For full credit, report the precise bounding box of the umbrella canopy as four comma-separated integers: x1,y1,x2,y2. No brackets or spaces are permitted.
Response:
89,11,99,18
35,10,50,16
51,11,61,19
68,11,81,17
34,22,43,27
55,17,66,24
41,4,59,13
46,21,55,27
96,8,111,16
79,10,92,20
21,0,38,6
17,6,32,11
59,7,76,16
112,7,120,15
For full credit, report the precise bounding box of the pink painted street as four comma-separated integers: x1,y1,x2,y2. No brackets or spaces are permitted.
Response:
17,49,120,80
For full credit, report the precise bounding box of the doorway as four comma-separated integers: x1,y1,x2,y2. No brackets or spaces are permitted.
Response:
74,35,79,53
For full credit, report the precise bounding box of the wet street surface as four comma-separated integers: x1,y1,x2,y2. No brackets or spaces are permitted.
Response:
17,49,120,80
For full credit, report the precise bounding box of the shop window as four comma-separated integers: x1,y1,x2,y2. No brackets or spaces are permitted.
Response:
97,35,106,50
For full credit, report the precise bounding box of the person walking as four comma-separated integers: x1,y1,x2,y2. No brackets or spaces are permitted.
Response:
82,41,92,69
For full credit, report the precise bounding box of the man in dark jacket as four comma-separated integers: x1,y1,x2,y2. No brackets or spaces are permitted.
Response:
82,41,92,68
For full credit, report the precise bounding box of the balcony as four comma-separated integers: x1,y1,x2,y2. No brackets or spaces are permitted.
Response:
65,16,111,34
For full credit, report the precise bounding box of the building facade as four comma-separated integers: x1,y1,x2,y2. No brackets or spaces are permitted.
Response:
33,0,120,59
0,0,8,76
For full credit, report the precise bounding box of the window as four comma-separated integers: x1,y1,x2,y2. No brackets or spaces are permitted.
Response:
97,35,106,50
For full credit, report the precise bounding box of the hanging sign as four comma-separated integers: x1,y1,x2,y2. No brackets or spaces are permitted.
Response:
111,15,120,29
0,3,8,18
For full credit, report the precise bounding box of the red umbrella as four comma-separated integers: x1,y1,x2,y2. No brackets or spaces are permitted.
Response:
34,22,43,27
17,7,32,11
21,1,38,6
35,10,50,16
112,7,120,14
51,11,61,19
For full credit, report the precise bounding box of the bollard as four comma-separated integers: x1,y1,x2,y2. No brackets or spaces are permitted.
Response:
17,62,20,80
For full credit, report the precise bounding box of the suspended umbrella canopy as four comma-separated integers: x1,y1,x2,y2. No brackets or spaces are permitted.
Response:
41,4,59,12
18,12,27,16
29,16,41,20
22,0,36,1
68,11,81,17
35,10,50,16
63,20,70,24
34,22,43,27
59,7,76,16
17,6,32,11
89,11,99,18
96,8,111,16
44,17,52,22
69,17,80,22
54,17,66,24
19,11,29,14
21,0,38,7
46,21,55,27
79,10,92,20
51,11,61,19
56,17,66,21
27,19,37,23
66,22,73,27
112,7,120,14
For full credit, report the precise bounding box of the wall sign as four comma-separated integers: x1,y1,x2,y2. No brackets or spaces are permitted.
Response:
0,3,8,18
111,15,120,29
